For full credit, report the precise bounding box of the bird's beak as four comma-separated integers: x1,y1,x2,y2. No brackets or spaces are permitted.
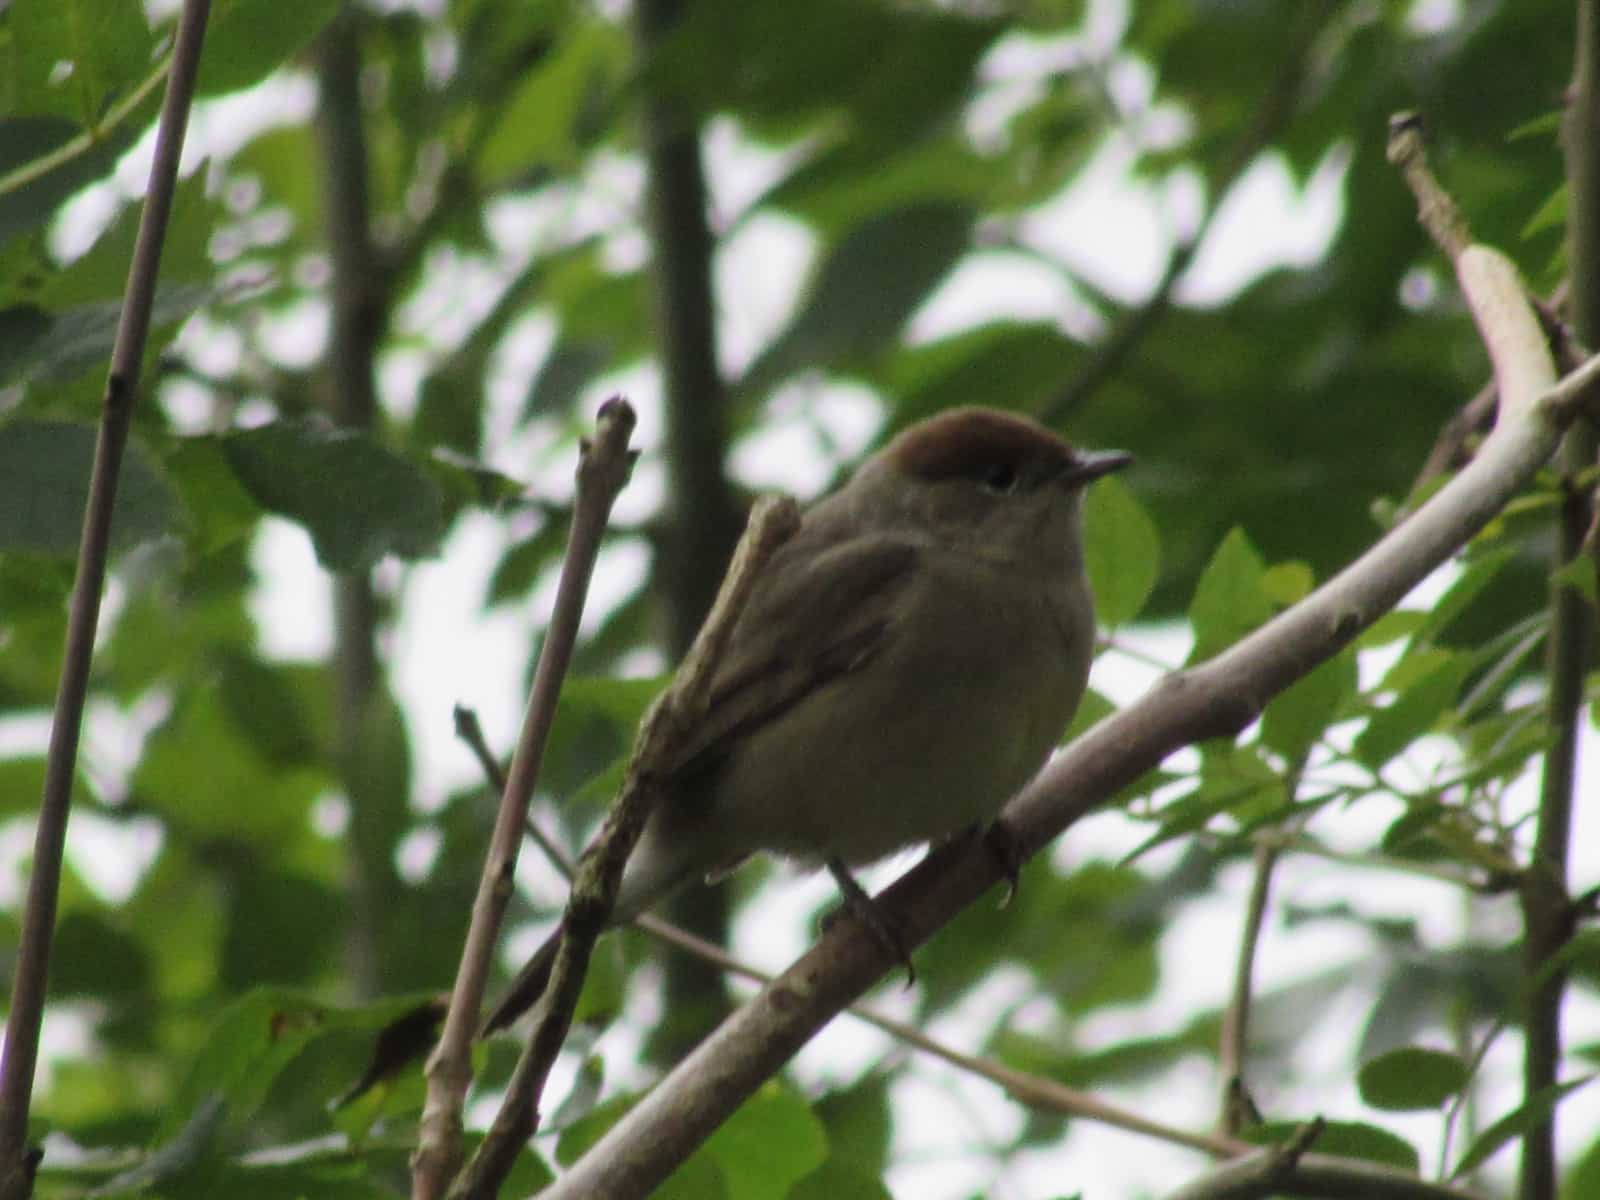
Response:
1060,449,1133,486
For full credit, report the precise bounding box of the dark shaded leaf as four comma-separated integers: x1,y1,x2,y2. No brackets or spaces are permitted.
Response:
0,418,185,554
1244,1119,1417,1171
221,419,447,569
194,0,343,97
1358,1047,1468,1111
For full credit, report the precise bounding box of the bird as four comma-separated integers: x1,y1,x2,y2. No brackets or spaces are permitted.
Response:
480,405,1131,1034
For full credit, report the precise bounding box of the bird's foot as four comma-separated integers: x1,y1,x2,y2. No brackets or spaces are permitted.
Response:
980,819,1025,908
825,858,915,986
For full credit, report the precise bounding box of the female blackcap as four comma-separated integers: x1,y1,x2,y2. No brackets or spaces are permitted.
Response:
484,406,1130,1031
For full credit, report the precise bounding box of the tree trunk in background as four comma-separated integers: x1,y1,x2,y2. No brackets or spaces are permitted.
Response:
315,7,402,1001
634,0,746,1061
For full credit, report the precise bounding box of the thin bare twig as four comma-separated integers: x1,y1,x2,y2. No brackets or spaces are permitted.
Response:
1216,837,1284,1136
411,398,639,1200
454,704,576,878
1386,114,1473,262
0,5,213,1195
449,494,800,1200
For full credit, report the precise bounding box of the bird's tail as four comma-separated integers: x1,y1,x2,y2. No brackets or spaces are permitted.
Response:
480,921,563,1036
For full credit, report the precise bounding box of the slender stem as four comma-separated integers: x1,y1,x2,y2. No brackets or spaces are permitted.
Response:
454,704,577,879
1518,6,1600,1195
450,495,799,1200
1216,838,1282,1135
0,58,173,200
411,400,638,1200
0,3,212,1195
1440,1018,1505,1181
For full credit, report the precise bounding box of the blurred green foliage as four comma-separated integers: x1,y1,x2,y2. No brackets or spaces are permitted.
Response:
0,0,1590,1196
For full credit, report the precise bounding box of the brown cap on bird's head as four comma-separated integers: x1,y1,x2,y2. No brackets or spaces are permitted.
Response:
882,407,1132,489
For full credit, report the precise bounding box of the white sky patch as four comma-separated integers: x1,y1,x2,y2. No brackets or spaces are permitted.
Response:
1018,137,1178,303
728,381,883,498
906,248,1105,345
714,212,816,379
1180,145,1351,305
390,511,549,808
249,519,334,660
64,811,165,906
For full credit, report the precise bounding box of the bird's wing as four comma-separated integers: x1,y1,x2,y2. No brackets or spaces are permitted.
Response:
661,530,922,778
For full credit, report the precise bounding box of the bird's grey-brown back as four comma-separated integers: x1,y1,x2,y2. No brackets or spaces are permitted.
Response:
612,407,1127,918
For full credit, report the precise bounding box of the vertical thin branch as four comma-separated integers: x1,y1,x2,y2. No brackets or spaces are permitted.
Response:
314,2,394,1000
449,494,798,1200
1216,839,1281,1136
0,3,212,1194
411,399,638,1200
1519,5,1600,1196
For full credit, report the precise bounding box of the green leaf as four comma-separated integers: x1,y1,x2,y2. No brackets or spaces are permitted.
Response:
555,1093,638,1166
1245,1119,1418,1171
133,693,326,842
0,285,211,385
1417,550,1512,644
814,1075,892,1177
194,0,343,97
698,1082,828,1200
0,418,185,554
1352,651,1470,768
1523,183,1566,239
1260,561,1315,606
220,419,447,569
789,1161,894,1200
1552,556,1599,605
0,0,156,123
166,435,264,554
0,115,145,240
52,909,153,998
885,324,1081,427
742,203,972,393
477,19,625,179
1452,1077,1595,1177
1084,473,1159,627
1357,1047,1468,1111
162,988,427,1140
1260,647,1354,762
1354,609,1426,649
1187,528,1272,663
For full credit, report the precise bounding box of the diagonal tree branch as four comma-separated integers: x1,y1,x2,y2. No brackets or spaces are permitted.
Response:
0,4,213,1196
533,203,1600,1200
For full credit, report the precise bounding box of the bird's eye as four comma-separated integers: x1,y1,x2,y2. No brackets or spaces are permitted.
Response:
981,461,1019,494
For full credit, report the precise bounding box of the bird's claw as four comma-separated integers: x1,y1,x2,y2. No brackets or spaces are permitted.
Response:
981,820,1025,908
826,859,916,986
